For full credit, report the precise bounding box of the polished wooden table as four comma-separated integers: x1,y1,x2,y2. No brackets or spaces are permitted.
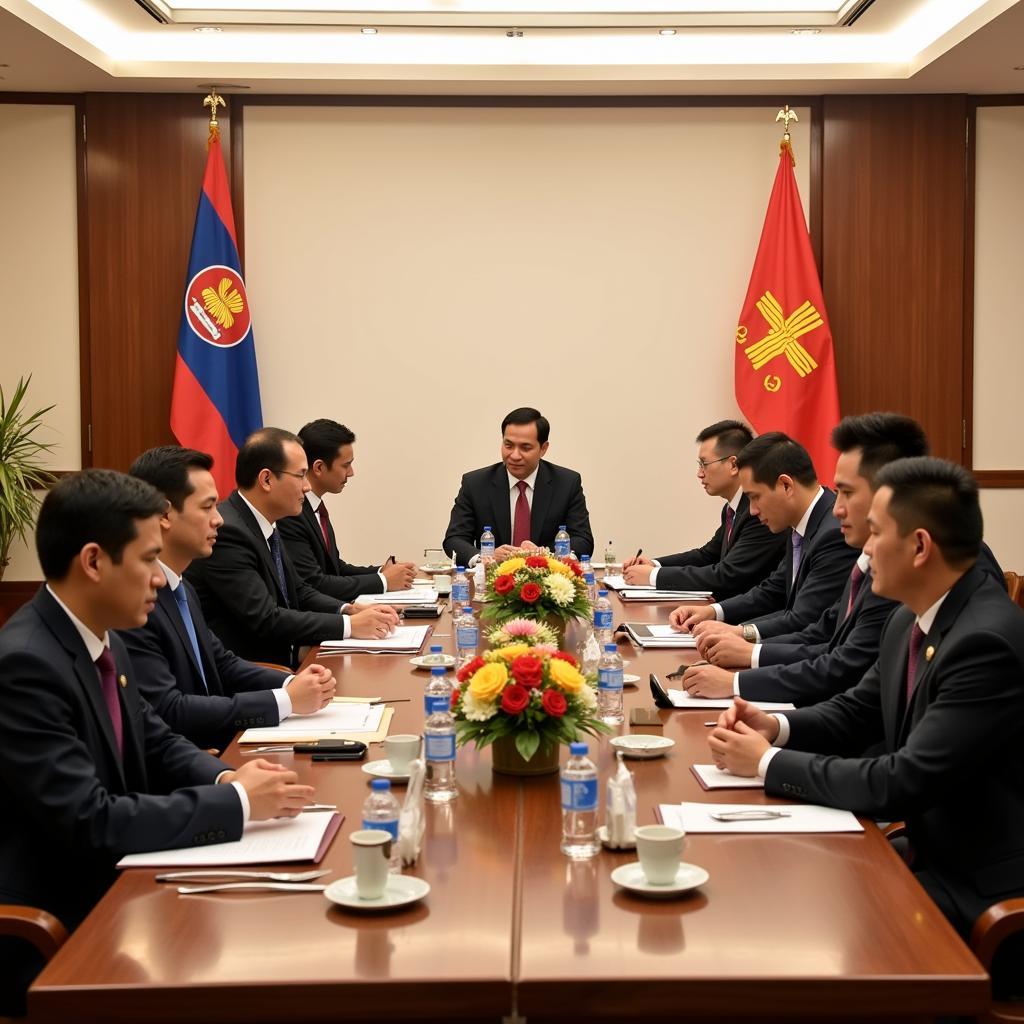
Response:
28,593,989,1023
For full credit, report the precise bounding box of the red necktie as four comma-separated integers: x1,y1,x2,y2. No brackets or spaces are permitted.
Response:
316,502,331,552
905,623,925,704
512,480,531,547
844,564,865,620
95,647,124,757
724,505,735,549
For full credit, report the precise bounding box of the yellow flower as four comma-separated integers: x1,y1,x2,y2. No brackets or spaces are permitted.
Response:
496,557,526,575
546,558,573,576
548,659,585,694
468,662,509,702
493,643,531,662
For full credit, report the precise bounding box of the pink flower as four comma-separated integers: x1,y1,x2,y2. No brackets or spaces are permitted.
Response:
503,618,541,638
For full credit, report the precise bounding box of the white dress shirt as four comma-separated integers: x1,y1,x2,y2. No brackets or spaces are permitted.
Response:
305,492,388,592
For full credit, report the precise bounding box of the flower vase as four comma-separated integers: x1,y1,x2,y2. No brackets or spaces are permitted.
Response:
491,734,561,776
545,614,587,655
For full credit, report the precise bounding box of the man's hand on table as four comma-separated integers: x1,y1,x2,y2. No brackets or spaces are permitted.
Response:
681,663,735,699
699,631,754,668
221,760,315,819
669,604,715,632
349,604,400,639
286,663,336,714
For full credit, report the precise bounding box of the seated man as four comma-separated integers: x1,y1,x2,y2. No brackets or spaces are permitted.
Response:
122,446,337,751
186,428,398,667
443,407,594,565
0,470,313,1015
708,457,1024,944
622,419,786,599
278,418,417,602
670,431,857,642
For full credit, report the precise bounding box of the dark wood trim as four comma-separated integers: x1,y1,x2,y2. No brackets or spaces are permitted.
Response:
808,95,824,275
0,581,40,628
230,103,246,274
75,95,93,469
968,94,1024,106
962,98,977,469
0,93,80,105
974,471,1024,488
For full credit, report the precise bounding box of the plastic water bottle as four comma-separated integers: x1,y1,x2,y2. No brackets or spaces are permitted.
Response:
554,524,571,558
561,742,599,859
604,540,617,574
362,778,401,873
597,643,624,725
581,554,598,606
424,666,457,803
593,589,614,646
451,565,470,608
480,526,495,560
579,627,601,677
424,643,447,666
455,605,478,667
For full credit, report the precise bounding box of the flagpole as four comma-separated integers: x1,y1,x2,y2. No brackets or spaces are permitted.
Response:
203,87,225,144
775,103,799,165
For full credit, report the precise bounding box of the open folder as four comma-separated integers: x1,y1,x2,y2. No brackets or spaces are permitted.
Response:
319,624,430,652
623,623,698,648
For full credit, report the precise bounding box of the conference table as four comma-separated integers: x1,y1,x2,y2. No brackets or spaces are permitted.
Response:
27,589,989,1023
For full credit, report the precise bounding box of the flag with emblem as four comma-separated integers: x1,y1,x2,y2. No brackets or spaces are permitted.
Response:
733,134,840,485
170,115,262,496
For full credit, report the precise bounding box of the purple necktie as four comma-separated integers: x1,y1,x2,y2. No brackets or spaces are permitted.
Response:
724,505,735,549
95,647,124,757
906,623,925,703
791,531,804,582
316,502,331,552
844,564,865,620
268,529,290,607
512,480,531,548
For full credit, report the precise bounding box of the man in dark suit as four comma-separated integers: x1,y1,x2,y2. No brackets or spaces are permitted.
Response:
278,419,417,602
621,420,786,599
121,446,337,751
709,457,1024,942
443,407,594,566
0,471,313,1014
186,428,399,667
671,431,858,642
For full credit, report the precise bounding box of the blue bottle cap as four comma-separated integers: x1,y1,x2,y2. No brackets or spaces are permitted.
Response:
430,644,443,652
370,778,391,792
598,590,608,597
604,644,617,652
463,606,473,613
456,565,466,572
483,526,491,531
558,524,566,530
569,742,588,756
581,554,591,561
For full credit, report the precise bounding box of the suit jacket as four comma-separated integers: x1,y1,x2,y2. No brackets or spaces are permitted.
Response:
278,499,383,602
653,494,787,600
765,566,1024,928
119,579,290,751
186,491,349,667
0,588,242,931
443,460,594,566
717,490,857,638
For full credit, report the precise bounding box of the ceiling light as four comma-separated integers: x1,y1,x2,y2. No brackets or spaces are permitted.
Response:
193,26,222,33
361,26,378,34
791,28,821,35
659,28,677,36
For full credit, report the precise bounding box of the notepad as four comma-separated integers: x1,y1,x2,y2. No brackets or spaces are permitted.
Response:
665,689,794,710
690,764,766,790
623,623,698,648
354,588,439,605
238,703,389,744
659,802,863,834
618,589,713,602
320,624,430,652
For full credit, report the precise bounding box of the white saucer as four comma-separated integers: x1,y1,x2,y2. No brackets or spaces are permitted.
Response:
610,861,709,898
324,874,430,911
597,824,636,850
409,654,456,670
610,734,675,759
361,760,411,783
622,673,640,687
420,564,452,575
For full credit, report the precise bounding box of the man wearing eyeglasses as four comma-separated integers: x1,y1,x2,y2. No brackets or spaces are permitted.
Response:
186,428,398,667
622,420,786,600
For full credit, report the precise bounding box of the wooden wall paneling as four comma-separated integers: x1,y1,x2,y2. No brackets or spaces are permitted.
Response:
83,94,230,470
821,95,968,463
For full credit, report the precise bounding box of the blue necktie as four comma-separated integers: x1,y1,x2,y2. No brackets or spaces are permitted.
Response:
791,531,804,583
172,584,208,693
268,529,290,607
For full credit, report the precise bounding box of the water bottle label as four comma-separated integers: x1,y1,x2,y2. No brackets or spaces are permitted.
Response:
424,733,456,762
554,539,570,557
480,542,495,556
361,817,398,840
456,624,479,649
452,583,470,604
598,667,624,692
583,573,595,585
594,609,613,630
561,777,598,812
424,695,450,715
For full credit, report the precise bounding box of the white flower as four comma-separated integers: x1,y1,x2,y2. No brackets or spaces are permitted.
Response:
576,682,598,709
544,573,575,606
461,691,498,722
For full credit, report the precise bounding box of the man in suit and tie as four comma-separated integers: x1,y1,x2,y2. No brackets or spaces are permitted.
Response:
621,420,786,599
0,470,314,1014
186,428,398,667
708,457,1024,947
278,419,417,602
670,432,858,641
443,407,594,566
121,446,337,751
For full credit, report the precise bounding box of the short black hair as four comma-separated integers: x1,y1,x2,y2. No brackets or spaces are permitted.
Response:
130,446,214,512
735,431,817,487
831,413,929,485
501,407,550,446
696,419,754,456
36,469,166,581
298,419,356,470
235,427,303,490
874,457,981,568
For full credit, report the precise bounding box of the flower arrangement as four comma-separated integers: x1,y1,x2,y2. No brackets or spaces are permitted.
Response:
451,645,610,762
481,551,591,629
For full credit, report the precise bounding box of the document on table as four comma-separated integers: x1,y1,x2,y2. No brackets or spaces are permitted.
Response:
238,702,389,744
690,764,766,790
618,589,713,602
354,587,438,605
117,811,342,868
624,623,698,648
320,624,430,652
666,688,794,710
659,801,863,834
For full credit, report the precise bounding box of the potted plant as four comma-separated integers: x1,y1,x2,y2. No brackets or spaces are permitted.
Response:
0,376,55,582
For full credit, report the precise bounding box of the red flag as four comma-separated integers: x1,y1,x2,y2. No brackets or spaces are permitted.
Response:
734,141,840,486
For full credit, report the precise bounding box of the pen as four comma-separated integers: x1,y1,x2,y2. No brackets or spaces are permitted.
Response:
301,804,338,813
387,554,396,565
635,548,643,560
703,721,717,727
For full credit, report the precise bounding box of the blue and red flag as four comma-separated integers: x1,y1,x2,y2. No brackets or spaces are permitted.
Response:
171,128,262,497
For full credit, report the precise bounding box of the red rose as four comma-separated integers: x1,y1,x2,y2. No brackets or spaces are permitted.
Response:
510,654,543,689
456,656,485,683
564,558,583,577
494,574,515,595
500,683,530,715
526,556,549,568
551,651,578,666
541,689,567,717
519,582,542,603
450,687,460,708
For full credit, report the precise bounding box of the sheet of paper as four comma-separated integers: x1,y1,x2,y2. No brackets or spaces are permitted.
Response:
600,574,638,591
619,589,713,601
354,588,439,605
117,812,341,868
238,703,386,744
666,689,794,710
320,624,430,651
691,764,766,790
659,801,863,834
625,624,698,649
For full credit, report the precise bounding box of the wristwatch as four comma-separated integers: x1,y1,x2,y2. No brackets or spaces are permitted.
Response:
742,623,757,643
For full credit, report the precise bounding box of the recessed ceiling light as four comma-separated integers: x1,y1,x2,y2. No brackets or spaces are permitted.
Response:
193,26,221,33
361,27,378,34
791,28,821,35
659,28,677,36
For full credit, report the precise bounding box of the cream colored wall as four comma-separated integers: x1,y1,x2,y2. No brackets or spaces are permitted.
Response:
0,103,80,581
981,491,1024,574
243,104,811,563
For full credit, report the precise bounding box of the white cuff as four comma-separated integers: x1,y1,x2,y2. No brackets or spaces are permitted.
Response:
377,569,389,592
772,713,790,746
273,684,293,720
712,603,724,621
757,746,783,779
750,643,762,668
230,780,251,825
732,672,740,696
649,567,660,587
468,554,481,568
341,615,351,640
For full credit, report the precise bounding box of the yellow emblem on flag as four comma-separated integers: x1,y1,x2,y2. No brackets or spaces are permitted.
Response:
742,290,822,378
202,277,245,329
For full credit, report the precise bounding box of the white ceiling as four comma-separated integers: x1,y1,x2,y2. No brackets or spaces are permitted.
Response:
0,0,1022,94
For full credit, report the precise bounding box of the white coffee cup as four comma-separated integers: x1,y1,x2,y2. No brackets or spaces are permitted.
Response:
634,824,686,885
385,734,421,775
350,829,392,899
433,574,452,595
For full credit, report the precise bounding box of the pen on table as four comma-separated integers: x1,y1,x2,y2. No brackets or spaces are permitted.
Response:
301,804,338,813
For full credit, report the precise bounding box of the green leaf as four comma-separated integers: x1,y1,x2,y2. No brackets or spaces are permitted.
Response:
515,730,541,762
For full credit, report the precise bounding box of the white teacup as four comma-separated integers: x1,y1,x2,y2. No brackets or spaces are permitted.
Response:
634,824,686,885
385,734,421,775
350,829,392,899
433,574,452,595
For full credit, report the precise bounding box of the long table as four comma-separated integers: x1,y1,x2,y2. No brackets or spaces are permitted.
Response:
27,593,989,1023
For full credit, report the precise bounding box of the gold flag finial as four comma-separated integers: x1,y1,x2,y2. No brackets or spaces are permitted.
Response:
775,104,798,165
203,88,226,142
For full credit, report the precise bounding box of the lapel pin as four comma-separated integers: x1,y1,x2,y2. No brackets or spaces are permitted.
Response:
119,674,128,688
924,646,935,662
